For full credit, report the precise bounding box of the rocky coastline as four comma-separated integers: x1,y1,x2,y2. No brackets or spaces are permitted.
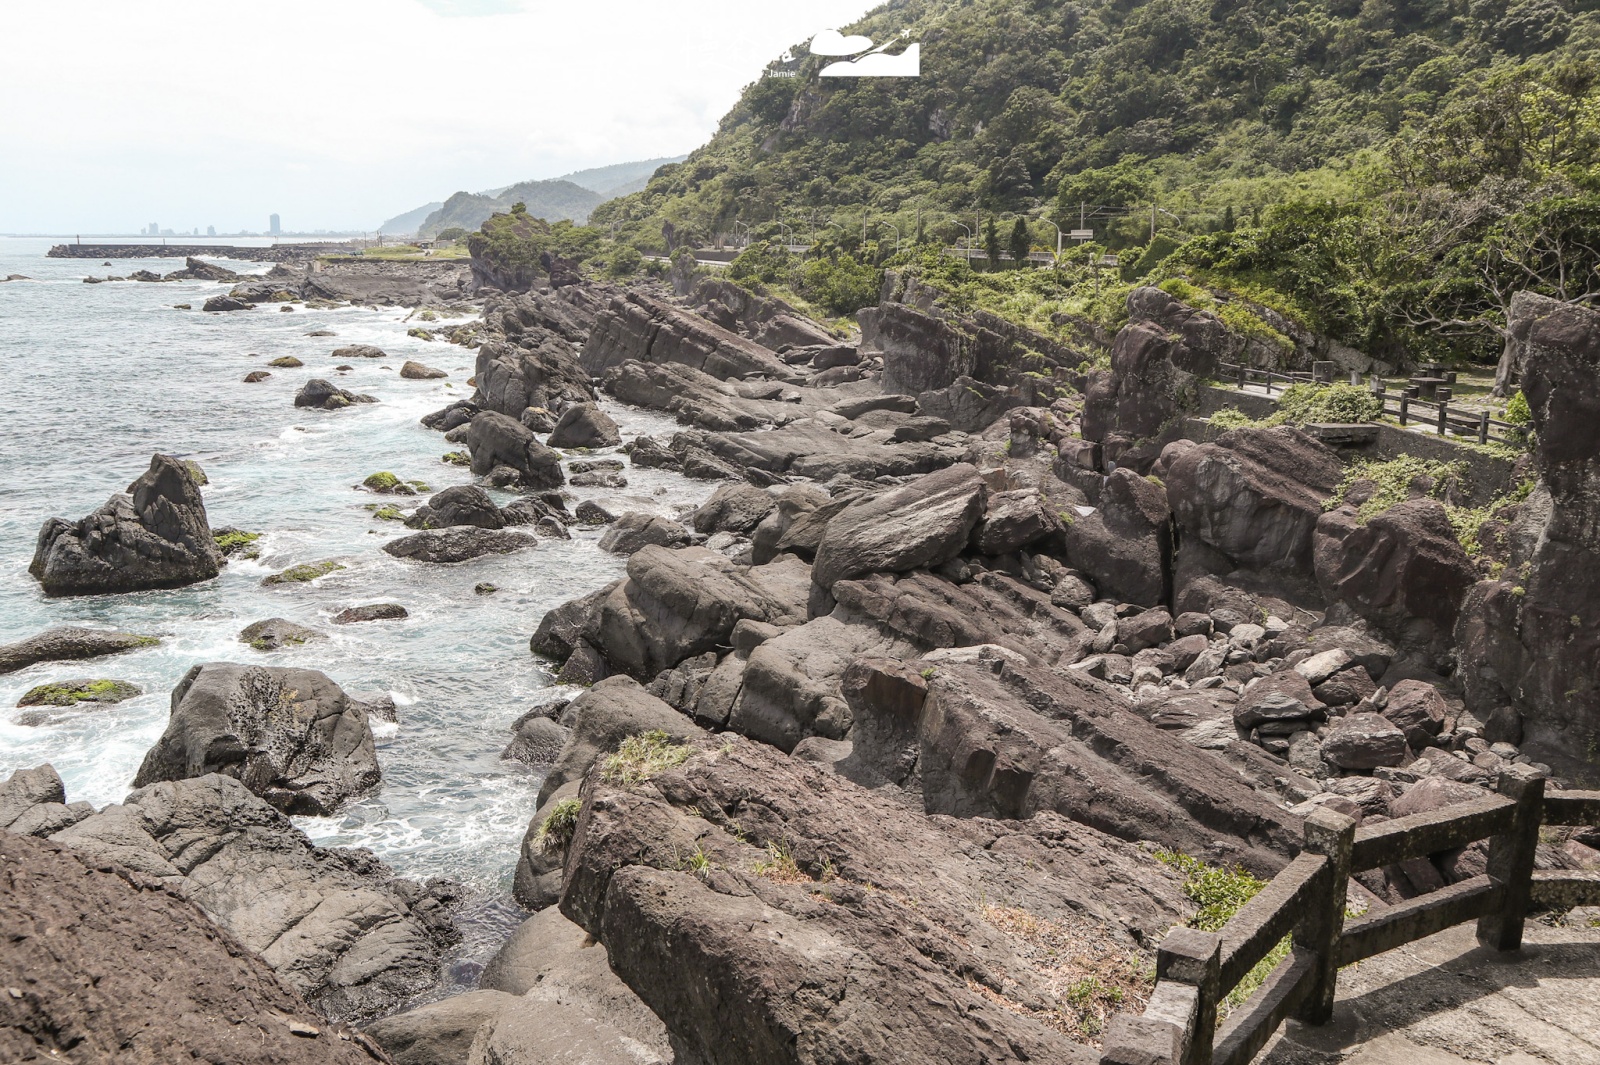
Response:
6,248,1600,1065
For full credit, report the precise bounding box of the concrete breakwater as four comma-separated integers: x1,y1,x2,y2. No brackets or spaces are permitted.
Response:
48,242,359,262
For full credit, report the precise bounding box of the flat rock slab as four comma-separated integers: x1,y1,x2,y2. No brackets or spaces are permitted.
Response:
1260,922,1600,1065
0,627,159,674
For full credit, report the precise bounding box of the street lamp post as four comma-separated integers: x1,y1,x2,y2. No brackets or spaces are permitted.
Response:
955,222,973,261
1040,218,1063,263
877,222,900,256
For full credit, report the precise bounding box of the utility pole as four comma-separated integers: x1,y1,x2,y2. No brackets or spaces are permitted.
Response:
1080,202,1086,231
1151,203,1157,242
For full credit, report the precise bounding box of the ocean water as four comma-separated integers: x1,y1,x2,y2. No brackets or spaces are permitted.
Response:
0,237,704,986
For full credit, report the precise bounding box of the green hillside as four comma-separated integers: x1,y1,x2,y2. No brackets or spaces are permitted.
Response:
589,0,1600,365
423,179,603,235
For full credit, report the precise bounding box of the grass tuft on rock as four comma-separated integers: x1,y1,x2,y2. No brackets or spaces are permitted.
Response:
261,560,345,585
442,452,470,467
534,797,582,853
601,730,692,786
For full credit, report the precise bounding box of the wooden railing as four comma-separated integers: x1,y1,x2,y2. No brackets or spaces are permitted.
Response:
1213,361,1526,447
1100,767,1600,1065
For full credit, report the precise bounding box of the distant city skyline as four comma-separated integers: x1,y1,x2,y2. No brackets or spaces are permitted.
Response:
0,0,878,233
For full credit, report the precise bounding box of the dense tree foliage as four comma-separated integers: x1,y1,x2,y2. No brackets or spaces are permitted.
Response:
587,0,1600,366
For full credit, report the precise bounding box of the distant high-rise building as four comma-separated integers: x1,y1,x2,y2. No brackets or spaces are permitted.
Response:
148,222,159,235
269,214,281,236
207,225,216,237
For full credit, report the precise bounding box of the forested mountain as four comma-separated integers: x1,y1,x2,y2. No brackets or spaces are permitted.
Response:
592,0,1600,364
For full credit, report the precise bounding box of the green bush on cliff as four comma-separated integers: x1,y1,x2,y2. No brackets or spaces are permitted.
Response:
585,0,1600,368
1328,455,1469,523
1157,850,1284,1013
1269,383,1382,426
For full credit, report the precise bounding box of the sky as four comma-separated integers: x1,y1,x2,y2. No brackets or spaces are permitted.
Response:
0,0,878,234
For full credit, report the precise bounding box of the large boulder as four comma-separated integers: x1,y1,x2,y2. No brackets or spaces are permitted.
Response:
132,662,380,816
1457,292,1600,775
547,402,622,449
472,335,594,420
1080,287,1230,472
405,485,506,530
1314,499,1477,669
1058,467,1170,606
592,547,809,681
1164,426,1341,597
294,378,374,410
858,297,1075,398
382,527,536,564
44,773,458,1024
811,463,987,592
0,626,158,674
30,455,222,596
596,511,692,555
465,410,564,489
0,829,382,1064
690,482,777,536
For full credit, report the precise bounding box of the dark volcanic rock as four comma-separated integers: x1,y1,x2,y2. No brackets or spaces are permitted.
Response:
471,334,595,421
0,627,158,675
558,735,1189,1065
1384,679,1448,747
0,829,382,1064
237,618,324,652
843,656,1300,874
596,511,692,555
1315,499,1477,669
334,603,409,624
465,410,564,489
1080,287,1229,471
382,527,536,563
44,772,458,1024
547,402,622,449
202,294,252,312
30,454,222,597
331,344,387,360
1455,292,1600,772
1320,711,1408,770
1164,427,1341,597
1058,467,1170,607
811,463,986,592
580,291,798,382
132,662,380,815
593,547,809,680
405,485,505,530
294,378,375,410
399,360,447,380
689,482,776,536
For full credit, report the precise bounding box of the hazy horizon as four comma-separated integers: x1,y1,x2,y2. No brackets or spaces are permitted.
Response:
0,0,878,235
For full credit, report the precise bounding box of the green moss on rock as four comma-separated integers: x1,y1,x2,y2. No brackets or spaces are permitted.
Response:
19,679,142,707
261,560,345,585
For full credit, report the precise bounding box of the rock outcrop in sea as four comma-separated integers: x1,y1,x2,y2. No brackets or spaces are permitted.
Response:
29,454,222,596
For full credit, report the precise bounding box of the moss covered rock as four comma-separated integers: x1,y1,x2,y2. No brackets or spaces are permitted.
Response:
19,679,142,707
261,560,344,586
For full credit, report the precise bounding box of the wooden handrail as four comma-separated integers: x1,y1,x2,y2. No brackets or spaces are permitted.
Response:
1099,766,1600,1065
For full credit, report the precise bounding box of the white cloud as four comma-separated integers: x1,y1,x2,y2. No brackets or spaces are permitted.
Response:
0,0,877,233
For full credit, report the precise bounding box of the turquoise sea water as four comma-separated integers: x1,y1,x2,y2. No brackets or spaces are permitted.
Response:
0,237,701,986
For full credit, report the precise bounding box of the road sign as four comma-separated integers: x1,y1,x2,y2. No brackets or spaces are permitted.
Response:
1070,229,1094,240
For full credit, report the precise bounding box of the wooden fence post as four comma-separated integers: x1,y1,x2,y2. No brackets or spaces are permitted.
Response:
1398,394,1409,426
1236,363,1245,389
1437,399,1448,436
1157,927,1222,1065
1478,410,1490,445
1477,764,1546,951
1294,807,1356,1025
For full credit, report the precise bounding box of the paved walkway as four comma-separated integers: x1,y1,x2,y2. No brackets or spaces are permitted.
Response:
1259,921,1600,1064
